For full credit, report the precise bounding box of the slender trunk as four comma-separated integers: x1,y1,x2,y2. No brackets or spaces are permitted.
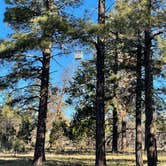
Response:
144,128,147,151
112,32,118,153
121,116,127,151
33,48,51,166
95,0,106,166
135,32,143,166
145,110,147,151
144,30,157,166
112,107,118,152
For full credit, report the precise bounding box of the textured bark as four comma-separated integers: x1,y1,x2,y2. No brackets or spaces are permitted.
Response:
95,0,106,166
33,48,51,166
112,32,119,153
135,33,143,166
144,30,157,166
33,1,51,165
144,1,157,164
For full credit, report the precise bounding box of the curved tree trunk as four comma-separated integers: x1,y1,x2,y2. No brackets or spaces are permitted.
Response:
95,0,106,166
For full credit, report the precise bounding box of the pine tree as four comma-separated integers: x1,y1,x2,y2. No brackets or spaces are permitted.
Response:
0,0,84,165
143,1,165,165
108,1,166,165
111,32,119,153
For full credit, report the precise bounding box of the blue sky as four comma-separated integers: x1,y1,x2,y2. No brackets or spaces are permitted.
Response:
0,1,10,38
0,0,100,118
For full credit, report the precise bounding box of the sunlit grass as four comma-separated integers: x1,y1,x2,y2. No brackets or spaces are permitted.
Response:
0,152,165,166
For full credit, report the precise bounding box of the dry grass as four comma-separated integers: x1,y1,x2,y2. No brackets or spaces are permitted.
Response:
0,152,165,166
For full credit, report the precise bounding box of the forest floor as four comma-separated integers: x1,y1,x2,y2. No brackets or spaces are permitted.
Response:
0,152,166,166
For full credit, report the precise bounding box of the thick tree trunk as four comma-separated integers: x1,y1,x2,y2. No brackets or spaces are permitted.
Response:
33,48,51,166
144,30,157,166
112,32,119,153
95,0,106,166
33,1,51,165
135,33,143,166
121,117,127,151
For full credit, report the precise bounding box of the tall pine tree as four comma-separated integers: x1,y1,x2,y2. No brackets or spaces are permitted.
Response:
95,0,106,165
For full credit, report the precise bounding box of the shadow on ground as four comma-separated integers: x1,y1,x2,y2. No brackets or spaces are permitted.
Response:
0,158,134,166
0,159,91,166
0,153,165,166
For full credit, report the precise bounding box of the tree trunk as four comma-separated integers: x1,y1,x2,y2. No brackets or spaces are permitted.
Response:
121,117,127,151
144,30,157,166
135,32,143,166
112,107,118,152
112,32,119,153
33,48,51,165
144,128,147,151
144,1,157,164
95,0,106,166
33,1,51,165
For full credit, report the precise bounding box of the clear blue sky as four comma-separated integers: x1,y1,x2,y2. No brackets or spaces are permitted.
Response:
0,0,100,118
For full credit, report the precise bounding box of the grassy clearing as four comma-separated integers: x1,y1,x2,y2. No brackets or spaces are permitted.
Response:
0,152,165,166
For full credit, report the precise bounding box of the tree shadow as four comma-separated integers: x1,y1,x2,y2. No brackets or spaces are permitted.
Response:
0,159,32,166
0,154,165,166
0,158,91,166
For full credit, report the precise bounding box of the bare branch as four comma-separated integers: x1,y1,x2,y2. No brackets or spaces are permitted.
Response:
151,29,166,39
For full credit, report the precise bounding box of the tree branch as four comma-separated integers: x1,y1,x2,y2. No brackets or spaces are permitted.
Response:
151,29,166,39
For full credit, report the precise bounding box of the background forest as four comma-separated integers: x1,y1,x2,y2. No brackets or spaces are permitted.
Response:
0,0,165,166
